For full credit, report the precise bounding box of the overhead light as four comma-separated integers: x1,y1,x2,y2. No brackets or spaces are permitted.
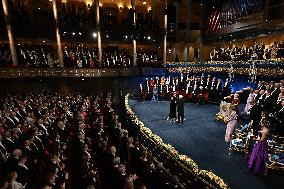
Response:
42,40,46,43
93,32,97,38
78,32,82,35
72,32,75,36
110,13,112,16
106,35,109,38
147,36,151,40
38,7,41,10
143,1,147,5
125,35,128,39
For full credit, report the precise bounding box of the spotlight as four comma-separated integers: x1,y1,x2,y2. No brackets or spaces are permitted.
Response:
143,1,147,5
42,40,46,43
106,35,109,38
93,32,98,38
38,7,41,10
125,35,128,39
79,32,82,35
72,32,75,36
147,36,151,40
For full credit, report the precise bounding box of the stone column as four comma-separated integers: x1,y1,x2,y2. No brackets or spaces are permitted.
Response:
163,0,168,67
186,0,191,62
151,0,157,19
2,0,18,65
95,0,102,66
132,0,137,67
52,0,64,67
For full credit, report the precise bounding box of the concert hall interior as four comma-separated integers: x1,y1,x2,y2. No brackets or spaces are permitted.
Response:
1,0,284,189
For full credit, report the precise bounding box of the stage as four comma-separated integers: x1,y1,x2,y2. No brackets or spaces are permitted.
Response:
129,99,284,189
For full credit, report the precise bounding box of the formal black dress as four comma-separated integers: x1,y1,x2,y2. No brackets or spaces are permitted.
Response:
169,97,177,119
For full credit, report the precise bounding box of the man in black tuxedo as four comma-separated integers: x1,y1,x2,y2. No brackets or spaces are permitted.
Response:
249,100,262,134
256,89,266,109
222,78,231,98
177,95,185,123
16,154,30,187
4,112,16,129
274,99,284,135
262,90,273,113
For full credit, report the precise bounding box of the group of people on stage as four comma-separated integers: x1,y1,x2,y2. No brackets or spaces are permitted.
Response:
168,93,185,124
210,41,284,61
224,80,284,175
139,74,232,104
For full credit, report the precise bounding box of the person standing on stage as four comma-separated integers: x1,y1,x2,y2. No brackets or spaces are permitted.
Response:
225,105,238,142
151,84,158,101
248,120,270,175
168,92,177,121
177,95,185,123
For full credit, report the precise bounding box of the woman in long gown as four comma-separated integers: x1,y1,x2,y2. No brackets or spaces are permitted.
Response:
169,92,177,120
225,105,238,142
248,121,269,175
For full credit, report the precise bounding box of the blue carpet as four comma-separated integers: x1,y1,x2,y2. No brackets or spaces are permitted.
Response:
129,100,284,189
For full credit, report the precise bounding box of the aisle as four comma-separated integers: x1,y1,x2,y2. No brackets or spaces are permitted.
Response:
129,100,284,189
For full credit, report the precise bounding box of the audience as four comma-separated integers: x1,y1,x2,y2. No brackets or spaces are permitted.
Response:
0,44,161,68
210,41,284,61
0,90,182,189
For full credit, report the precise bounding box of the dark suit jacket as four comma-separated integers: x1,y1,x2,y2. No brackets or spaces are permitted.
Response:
16,164,30,186
177,98,185,114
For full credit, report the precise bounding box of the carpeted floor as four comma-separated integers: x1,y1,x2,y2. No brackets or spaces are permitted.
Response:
129,100,284,189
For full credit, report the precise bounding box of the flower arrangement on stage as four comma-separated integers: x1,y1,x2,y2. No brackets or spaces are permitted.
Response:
125,94,229,189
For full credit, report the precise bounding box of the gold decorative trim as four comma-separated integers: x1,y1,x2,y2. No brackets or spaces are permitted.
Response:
125,94,230,189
